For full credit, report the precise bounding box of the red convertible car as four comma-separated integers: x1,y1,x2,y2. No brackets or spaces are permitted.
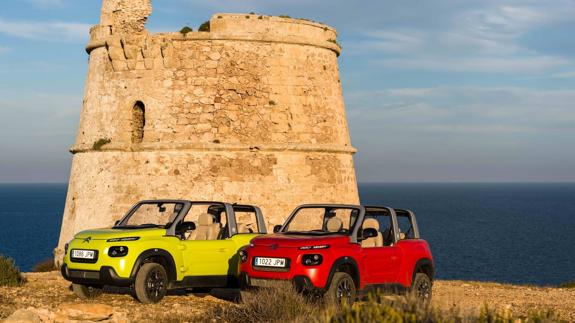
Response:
239,204,434,304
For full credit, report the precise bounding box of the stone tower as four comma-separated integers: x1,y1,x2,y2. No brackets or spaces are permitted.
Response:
56,0,359,258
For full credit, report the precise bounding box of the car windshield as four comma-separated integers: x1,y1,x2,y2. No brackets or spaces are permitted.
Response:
282,207,359,235
116,202,184,229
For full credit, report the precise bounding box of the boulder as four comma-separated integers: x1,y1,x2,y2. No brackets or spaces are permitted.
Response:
3,309,42,323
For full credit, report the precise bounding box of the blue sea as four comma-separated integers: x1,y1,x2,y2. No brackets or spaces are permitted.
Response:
0,183,573,286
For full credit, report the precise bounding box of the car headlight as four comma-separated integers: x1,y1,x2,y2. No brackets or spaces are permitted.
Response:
239,250,248,263
302,254,323,266
108,246,129,257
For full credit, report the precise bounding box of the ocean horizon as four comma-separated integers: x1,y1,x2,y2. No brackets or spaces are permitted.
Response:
0,182,573,286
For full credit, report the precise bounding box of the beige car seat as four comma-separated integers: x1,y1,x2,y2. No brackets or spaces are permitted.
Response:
237,223,256,233
361,218,384,248
188,213,220,240
326,217,343,232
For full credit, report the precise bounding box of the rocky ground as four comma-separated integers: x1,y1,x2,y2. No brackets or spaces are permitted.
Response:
1,272,574,322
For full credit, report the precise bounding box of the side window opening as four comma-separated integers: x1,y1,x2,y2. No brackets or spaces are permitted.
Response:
396,213,416,240
363,211,394,247
131,101,145,144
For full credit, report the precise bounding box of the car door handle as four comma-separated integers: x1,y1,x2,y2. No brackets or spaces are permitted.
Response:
178,245,186,251
218,248,228,252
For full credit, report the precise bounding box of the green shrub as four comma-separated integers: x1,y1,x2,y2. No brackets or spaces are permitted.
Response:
92,138,111,150
0,255,24,286
198,21,210,32
179,26,193,35
559,281,575,288
32,259,56,272
279,15,291,18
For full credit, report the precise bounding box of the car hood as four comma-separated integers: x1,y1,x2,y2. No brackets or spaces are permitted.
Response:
73,227,166,240
250,233,350,248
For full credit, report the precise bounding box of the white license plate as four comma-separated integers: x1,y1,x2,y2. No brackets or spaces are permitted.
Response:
254,257,286,268
72,249,96,259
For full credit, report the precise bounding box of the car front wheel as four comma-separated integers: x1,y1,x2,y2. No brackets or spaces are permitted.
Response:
326,272,356,305
134,263,168,304
72,283,103,299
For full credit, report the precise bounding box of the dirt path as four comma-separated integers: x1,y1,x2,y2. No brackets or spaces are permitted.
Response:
1,273,574,322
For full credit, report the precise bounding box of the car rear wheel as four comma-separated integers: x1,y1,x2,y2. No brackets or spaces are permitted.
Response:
411,273,432,303
134,263,168,304
72,283,103,299
326,272,356,306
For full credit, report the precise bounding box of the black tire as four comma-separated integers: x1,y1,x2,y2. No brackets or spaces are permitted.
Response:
411,273,432,303
72,283,103,299
326,272,356,306
134,263,168,304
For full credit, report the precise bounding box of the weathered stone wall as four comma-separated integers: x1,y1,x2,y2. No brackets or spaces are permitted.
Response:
56,1,359,259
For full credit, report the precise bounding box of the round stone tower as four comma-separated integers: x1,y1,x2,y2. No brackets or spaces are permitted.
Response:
56,0,359,259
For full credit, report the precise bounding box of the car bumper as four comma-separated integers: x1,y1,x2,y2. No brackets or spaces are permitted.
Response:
239,272,319,292
61,264,133,287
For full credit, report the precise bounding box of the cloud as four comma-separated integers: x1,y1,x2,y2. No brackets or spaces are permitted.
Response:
346,86,575,182
0,46,10,54
0,18,90,42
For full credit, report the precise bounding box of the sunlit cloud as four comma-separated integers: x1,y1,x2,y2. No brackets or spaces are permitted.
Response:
0,18,90,42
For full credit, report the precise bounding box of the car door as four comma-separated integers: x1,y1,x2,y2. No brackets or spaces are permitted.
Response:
360,212,403,285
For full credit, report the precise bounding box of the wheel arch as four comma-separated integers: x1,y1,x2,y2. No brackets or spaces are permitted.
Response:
130,249,177,282
412,258,435,284
325,256,360,289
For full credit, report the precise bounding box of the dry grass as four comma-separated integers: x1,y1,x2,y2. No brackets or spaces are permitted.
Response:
202,287,564,323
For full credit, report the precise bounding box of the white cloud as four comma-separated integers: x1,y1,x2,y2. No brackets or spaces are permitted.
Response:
0,19,90,42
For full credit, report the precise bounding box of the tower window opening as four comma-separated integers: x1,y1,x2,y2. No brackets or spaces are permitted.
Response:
131,101,145,144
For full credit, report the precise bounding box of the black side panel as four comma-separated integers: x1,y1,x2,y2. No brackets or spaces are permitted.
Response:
130,249,177,282
170,275,238,289
325,256,360,289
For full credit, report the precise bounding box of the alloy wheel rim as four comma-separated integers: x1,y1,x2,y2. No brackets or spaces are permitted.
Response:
336,278,353,303
416,279,431,300
146,269,165,301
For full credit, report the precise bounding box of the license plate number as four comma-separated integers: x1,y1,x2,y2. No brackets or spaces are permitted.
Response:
254,257,286,267
72,249,95,259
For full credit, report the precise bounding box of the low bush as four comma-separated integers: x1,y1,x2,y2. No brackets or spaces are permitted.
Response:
198,21,210,32
0,255,24,286
32,259,56,272
558,281,575,288
179,26,193,35
210,283,317,323
204,287,561,323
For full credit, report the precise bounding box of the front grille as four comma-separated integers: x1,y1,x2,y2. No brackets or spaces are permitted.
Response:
250,278,290,288
68,270,100,280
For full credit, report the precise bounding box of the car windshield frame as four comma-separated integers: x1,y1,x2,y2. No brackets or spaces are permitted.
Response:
113,200,192,231
279,204,365,239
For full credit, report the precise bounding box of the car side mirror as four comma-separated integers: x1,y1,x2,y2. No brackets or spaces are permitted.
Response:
177,221,196,232
362,228,378,239
273,225,282,233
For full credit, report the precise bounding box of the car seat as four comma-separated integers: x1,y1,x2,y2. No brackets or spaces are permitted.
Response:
326,217,343,232
361,218,384,248
188,213,219,240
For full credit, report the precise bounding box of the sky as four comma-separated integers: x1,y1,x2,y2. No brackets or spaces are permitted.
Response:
0,0,574,183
